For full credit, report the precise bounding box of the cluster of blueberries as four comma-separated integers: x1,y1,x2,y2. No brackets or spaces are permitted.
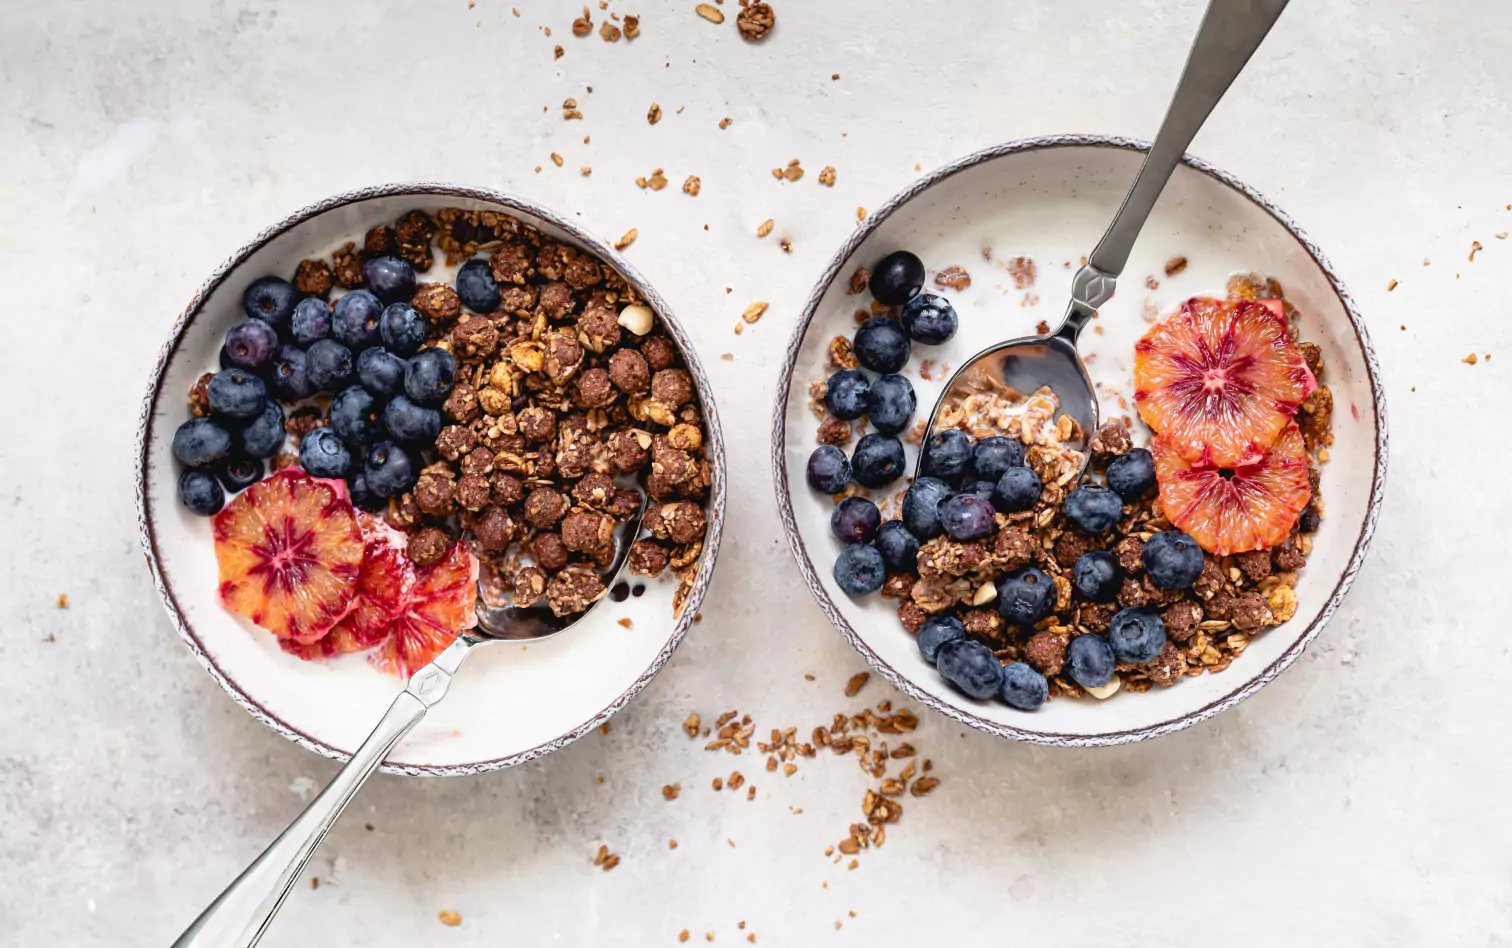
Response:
171,254,484,516
806,249,1210,711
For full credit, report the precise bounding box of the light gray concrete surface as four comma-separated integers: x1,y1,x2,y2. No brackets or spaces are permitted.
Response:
3,1,1510,944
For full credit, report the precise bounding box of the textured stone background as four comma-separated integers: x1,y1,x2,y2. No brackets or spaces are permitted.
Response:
2,0,1509,944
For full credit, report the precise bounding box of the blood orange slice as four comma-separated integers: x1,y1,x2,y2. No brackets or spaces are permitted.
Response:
370,539,480,678
1153,422,1312,555
280,513,413,662
214,469,365,642
1134,297,1316,467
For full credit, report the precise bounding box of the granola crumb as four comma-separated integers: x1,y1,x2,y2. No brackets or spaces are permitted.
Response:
550,152,564,167
580,167,592,176
55,593,69,609
1164,256,1188,277
695,3,724,23
742,301,768,324
554,44,564,58
614,228,637,250
439,910,462,927
737,1,774,39
1464,353,1479,365
599,19,620,41
683,175,702,196
1387,279,1398,291
648,102,662,125
780,237,792,253
818,166,837,186
844,672,870,697
934,266,970,291
719,116,733,129
757,219,774,238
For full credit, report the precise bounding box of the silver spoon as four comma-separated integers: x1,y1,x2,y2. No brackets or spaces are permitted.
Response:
171,506,644,948
922,0,1290,470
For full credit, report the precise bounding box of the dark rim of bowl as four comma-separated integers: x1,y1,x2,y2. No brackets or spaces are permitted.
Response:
770,134,1388,747
135,182,727,776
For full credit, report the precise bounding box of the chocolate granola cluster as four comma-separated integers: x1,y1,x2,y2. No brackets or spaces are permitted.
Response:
379,209,711,617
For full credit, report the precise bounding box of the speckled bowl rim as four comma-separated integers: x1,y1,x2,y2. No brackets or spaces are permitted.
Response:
771,134,1388,747
135,182,727,776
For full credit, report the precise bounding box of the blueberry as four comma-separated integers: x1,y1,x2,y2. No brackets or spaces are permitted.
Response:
865,374,916,435
223,319,279,370
361,255,416,304
218,346,237,370
850,433,905,489
916,615,965,663
299,427,352,479
972,436,1026,482
378,302,428,356
346,470,386,512
332,290,384,350
405,347,457,406
960,480,997,501
901,477,953,538
172,417,233,468
995,567,1055,626
853,317,911,374
330,386,383,444
456,258,500,312
1063,484,1123,533
900,293,958,345
1106,448,1156,500
306,339,355,392
269,344,312,401
290,298,333,346
870,250,925,306
806,445,852,494
833,543,885,596
383,393,442,444
1142,530,1204,590
356,347,407,398
1066,634,1115,689
999,662,1049,711
216,456,265,493
992,466,1042,512
236,400,285,459
178,468,225,516
920,428,972,480
937,494,996,541
1108,608,1167,664
1072,550,1121,603
364,440,417,498
875,520,920,572
242,276,299,332
207,368,268,420
936,639,1004,700
831,496,881,544
824,369,871,420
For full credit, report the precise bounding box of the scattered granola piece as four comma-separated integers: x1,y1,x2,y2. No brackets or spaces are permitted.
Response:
572,8,592,34
580,167,592,176
599,19,621,41
695,3,724,23
550,152,564,167
648,171,669,191
782,160,804,182
737,1,774,39
55,593,69,609
844,672,870,697
614,228,638,250
742,301,768,323
1470,240,1483,262
935,265,970,291
719,117,733,129
648,102,662,125
756,219,774,238
663,783,680,800
818,165,837,186
683,175,701,196
602,854,620,870
1164,256,1188,277
1464,353,1479,365
779,238,792,253
680,931,690,943
1387,279,1398,291
554,44,564,58
439,910,462,927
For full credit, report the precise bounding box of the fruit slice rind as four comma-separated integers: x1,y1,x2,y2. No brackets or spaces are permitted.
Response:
1152,423,1312,555
213,469,364,642
1134,296,1316,468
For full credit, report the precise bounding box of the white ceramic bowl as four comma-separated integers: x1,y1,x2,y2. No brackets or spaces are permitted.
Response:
773,136,1386,746
137,184,725,775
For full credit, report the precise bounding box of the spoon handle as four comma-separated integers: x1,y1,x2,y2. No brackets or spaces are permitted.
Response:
169,643,468,948
1071,0,1289,319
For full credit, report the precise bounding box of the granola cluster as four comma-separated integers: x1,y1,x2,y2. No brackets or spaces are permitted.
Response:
281,206,710,619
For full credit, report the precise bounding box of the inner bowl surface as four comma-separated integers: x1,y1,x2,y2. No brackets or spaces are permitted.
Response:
138,184,726,775
774,136,1385,746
